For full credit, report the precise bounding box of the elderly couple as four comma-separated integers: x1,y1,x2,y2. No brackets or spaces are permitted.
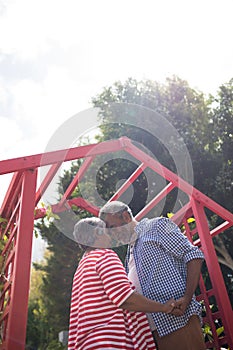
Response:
68,201,205,350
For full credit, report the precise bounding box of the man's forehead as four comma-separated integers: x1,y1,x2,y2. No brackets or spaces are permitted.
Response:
104,213,120,220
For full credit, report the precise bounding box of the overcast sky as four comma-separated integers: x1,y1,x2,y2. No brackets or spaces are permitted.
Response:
1,0,233,260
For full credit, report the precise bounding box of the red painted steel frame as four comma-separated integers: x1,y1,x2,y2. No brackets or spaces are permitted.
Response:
0,170,37,350
0,136,233,349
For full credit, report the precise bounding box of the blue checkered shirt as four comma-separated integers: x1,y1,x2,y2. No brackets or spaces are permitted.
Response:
125,217,204,337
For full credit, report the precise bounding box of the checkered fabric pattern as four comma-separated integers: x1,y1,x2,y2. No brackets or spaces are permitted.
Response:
125,217,204,337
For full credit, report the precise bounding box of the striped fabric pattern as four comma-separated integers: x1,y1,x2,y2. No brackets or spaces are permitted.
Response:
68,249,156,350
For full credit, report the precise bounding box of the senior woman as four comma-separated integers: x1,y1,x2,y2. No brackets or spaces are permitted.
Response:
68,217,176,350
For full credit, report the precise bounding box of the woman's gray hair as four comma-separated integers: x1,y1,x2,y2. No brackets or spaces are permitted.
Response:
99,201,133,220
73,217,105,250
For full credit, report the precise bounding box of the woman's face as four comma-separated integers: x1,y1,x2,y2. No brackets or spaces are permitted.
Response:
93,226,112,248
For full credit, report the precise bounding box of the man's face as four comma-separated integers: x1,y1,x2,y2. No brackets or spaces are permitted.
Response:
103,212,135,246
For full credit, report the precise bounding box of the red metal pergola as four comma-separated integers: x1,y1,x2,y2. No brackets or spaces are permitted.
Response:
0,136,233,349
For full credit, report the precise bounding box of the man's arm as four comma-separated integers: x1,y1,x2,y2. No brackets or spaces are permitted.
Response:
172,258,203,315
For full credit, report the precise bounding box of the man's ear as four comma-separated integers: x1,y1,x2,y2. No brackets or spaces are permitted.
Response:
122,210,131,223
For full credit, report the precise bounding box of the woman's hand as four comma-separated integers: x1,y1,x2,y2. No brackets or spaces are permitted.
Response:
163,298,177,314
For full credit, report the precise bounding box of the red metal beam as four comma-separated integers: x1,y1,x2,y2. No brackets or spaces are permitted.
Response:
182,221,222,346
194,220,233,246
109,163,147,202
210,221,233,237
135,182,175,220
51,197,99,217
5,169,37,350
35,162,62,206
0,137,129,175
191,199,233,349
58,156,96,208
170,202,193,226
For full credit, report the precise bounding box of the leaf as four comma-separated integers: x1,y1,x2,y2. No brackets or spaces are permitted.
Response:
187,217,195,223
216,326,224,336
0,217,7,224
46,205,60,221
203,323,212,335
34,229,39,238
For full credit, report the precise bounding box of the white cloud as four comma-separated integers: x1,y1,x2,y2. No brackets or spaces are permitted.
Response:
0,116,23,157
0,0,232,154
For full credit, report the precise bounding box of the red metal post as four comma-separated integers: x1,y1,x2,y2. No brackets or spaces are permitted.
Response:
182,217,221,348
5,169,37,350
192,199,233,349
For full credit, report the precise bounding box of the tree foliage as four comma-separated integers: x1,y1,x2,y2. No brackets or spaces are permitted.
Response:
91,76,233,211
210,79,233,296
211,78,233,212
26,265,47,349
92,76,219,212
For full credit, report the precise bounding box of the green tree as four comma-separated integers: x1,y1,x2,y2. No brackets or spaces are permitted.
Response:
211,78,233,212
210,78,233,302
92,76,216,212
26,261,49,349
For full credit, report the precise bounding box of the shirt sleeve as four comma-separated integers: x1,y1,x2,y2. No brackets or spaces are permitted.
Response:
151,217,204,263
95,250,134,307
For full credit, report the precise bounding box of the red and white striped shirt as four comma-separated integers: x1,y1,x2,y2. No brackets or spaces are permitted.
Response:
68,249,156,350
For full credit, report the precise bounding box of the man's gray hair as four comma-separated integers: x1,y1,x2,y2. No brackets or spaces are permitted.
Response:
99,201,133,220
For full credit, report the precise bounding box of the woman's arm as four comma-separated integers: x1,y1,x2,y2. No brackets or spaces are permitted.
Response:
120,291,178,314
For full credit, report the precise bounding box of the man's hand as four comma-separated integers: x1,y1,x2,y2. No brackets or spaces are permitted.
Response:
169,296,190,316
170,259,203,317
